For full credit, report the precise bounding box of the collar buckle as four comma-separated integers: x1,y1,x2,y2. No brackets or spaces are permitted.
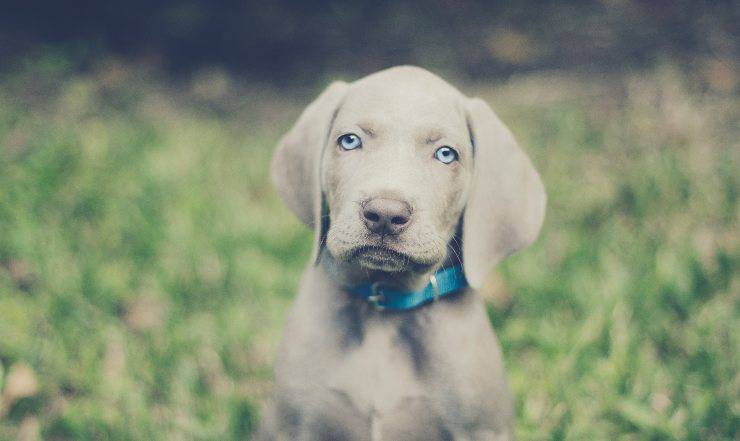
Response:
368,282,386,311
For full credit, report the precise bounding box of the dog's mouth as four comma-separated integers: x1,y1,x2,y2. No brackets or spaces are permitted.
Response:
348,245,433,273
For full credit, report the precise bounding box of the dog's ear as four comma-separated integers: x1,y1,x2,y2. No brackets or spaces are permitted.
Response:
271,81,348,259
462,97,546,289
272,81,348,226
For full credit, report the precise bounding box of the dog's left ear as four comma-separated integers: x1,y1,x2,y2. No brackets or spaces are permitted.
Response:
271,81,349,259
462,97,546,289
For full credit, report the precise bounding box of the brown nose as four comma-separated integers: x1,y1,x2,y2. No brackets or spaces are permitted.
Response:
361,198,412,235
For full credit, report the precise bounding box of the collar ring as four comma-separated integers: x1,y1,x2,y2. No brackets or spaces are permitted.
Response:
430,273,440,302
368,282,386,311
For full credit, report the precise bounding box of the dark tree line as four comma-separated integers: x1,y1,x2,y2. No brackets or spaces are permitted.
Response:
1,0,736,80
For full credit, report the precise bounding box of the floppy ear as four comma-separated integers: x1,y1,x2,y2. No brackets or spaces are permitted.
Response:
271,81,349,259
463,97,546,289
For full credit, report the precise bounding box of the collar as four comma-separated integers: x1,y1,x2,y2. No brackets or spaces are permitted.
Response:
348,265,468,311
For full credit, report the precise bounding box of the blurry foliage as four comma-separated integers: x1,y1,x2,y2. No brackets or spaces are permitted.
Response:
0,57,738,439
0,0,738,81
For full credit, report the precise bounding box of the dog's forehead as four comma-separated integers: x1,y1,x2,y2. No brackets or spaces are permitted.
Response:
352,65,462,94
338,66,467,134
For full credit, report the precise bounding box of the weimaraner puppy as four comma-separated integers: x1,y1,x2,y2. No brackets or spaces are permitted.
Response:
257,66,546,440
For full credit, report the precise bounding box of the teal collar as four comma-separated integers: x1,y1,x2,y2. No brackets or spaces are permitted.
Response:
348,265,468,311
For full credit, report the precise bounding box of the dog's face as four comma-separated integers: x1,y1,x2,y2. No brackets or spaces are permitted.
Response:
322,73,472,273
272,66,546,288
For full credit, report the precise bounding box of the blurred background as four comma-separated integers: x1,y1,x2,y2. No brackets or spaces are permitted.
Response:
0,1,737,439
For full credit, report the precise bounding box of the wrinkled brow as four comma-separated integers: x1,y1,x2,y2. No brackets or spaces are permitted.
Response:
356,123,376,137
423,131,444,144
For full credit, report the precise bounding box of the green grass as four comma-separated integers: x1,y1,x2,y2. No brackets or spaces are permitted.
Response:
0,59,737,440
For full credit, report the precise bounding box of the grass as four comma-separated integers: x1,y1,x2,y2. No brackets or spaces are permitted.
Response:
0,58,737,440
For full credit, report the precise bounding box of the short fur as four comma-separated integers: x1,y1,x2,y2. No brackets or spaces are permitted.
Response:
259,66,546,440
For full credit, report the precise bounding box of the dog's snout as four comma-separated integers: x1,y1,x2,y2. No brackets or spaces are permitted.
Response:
361,198,412,236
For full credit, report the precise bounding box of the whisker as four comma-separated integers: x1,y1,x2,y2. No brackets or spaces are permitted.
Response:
446,244,463,268
317,234,327,250
447,237,464,269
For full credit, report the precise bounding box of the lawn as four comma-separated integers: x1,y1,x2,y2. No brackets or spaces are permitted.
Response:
0,58,737,440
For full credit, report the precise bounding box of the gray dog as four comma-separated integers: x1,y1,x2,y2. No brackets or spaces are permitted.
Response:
257,66,546,440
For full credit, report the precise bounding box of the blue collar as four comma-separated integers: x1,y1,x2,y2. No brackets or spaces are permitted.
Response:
348,265,468,311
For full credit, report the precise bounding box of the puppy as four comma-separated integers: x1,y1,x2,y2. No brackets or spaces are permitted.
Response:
257,66,546,440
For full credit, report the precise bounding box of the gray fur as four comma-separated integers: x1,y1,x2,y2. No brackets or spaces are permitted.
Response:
258,66,546,440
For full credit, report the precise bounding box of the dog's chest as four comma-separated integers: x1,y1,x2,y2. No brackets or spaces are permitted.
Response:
328,320,428,416
320,315,483,440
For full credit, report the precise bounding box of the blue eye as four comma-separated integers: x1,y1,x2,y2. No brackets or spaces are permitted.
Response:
434,146,458,164
338,133,362,150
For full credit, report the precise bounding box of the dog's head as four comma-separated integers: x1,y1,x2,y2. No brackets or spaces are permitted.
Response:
272,66,545,288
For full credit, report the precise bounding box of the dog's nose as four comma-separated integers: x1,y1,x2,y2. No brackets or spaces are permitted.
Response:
361,198,412,235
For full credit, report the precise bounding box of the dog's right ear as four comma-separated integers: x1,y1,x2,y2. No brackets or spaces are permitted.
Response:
271,81,348,261
271,81,348,227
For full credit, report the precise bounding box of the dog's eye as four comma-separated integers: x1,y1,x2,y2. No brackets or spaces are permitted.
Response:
338,133,362,150
434,146,458,164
